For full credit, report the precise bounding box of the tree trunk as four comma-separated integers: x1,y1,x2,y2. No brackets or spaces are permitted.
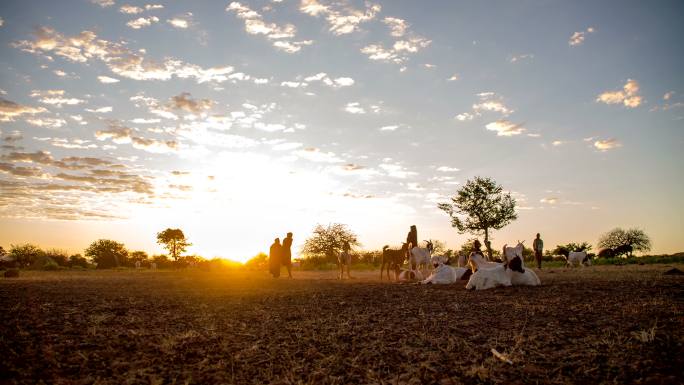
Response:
484,228,492,259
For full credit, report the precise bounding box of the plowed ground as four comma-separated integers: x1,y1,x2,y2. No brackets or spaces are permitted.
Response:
1,265,683,384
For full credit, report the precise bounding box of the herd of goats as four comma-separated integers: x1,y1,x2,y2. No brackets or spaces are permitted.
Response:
368,241,591,290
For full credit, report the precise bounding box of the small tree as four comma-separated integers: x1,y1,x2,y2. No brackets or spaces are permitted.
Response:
301,223,360,262
9,244,44,268
438,176,517,259
598,228,651,257
244,252,268,271
68,254,89,268
156,228,191,261
129,251,149,266
85,239,128,268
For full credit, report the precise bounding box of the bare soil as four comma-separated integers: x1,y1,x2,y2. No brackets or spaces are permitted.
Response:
1,265,683,384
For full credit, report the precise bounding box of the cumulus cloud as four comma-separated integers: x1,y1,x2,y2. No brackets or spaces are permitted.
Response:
361,37,431,64
98,75,120,83
227,2,312,53
145,4,164,10
569,27,595,46
127,16,160,29
168,92,213,114
383,17,408,37
26,117,67,128
0,98,47,122
35,136,98,149
167,13,192,29
30,89,84,107
86,106,113,113
380,125,398,131
120,5,143,14
456,92,514,121
344,102,365,114
593,138,621,151
596,79,643,108
96,122,178,153
300,0,381,35
455,112,474,121
91,0,114,7
485,120,526,136
13,27,243,84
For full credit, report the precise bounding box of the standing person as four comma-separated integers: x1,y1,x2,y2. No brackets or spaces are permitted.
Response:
406,225,418,249
533,233,544,269
338,240,353,279
269,238,282,278
282,232,293,279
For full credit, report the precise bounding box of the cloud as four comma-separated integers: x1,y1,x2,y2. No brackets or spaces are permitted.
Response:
168,92,213,114
126,16,160,29
380,125,398,131
227,2,312,53
436,166,460,172
0,162,44,177
455,112,474,121
569,27,595,46
361,37,431,64
13,27,243,84
473,93,513,115
97,75,120,84
540,197,558,204
300,0,381,35
0,98,47,122
26,117,67,128
383,17,408,37
447,74,460,81
95,122,178,153
86,106,113,113
0,17,3,27
596,79,643,108
593,138,621,151
3,131,23,143
120,5,143,14
485,120,526,136
35,136,98,149
510,53,534,63
344,102,365,114
663,91,674,100
167,13,192,29
552,140,564,146
91,0,114,7
379,163,416,179
145,4,164,10
293,147,344,163
30,89,84,106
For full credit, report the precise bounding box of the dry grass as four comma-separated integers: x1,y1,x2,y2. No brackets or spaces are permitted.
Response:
1,265,683,384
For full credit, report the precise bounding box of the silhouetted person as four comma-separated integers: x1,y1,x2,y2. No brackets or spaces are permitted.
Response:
269,238,281,278
472,239,483,257
533,233,544,269
282,232,293,279
338,240,353,279
406,225,418,250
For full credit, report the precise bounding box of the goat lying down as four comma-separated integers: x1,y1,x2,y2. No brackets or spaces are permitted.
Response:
502,242,541,286
397,269,424,282
465,252,540,290
420,256,469,284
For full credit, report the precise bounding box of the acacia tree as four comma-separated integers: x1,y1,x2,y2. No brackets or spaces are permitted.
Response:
598,228,651,257
438,176,517,259
8,244,44,268
85,239,128,268
156,228,191,261
301,223,360,262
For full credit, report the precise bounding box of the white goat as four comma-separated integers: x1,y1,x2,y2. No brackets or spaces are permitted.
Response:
465,253,512,290
409,240,433,273
421,256,468,284
397,269,424,282
502,242,541,286
565,251,591,267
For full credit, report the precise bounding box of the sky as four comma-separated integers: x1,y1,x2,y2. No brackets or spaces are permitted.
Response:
0,0,683,262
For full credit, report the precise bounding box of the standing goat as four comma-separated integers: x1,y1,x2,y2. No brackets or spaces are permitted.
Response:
381,243,408,281
408,240,433,273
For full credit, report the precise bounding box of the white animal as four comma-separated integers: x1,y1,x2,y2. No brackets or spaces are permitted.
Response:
397,269,423,282
409,240,433,272
150,262,157,269
502,242,525,266
506,268,541,286
466,265,512,290
465,252,512,290
565,251,591,267
421,256,468,284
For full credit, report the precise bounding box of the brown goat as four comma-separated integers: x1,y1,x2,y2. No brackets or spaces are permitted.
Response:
381,243,408,281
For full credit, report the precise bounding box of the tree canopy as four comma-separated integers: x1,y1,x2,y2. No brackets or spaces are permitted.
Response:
8,244,44,268
598,228,651,257
438,176,517,258
301,223,360,261
85,239,128,268
156,228,191,261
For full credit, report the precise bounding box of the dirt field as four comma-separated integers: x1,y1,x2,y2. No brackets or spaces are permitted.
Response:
1,265,683,384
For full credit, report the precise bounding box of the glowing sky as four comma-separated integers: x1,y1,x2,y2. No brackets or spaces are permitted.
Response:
1,0,683,261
